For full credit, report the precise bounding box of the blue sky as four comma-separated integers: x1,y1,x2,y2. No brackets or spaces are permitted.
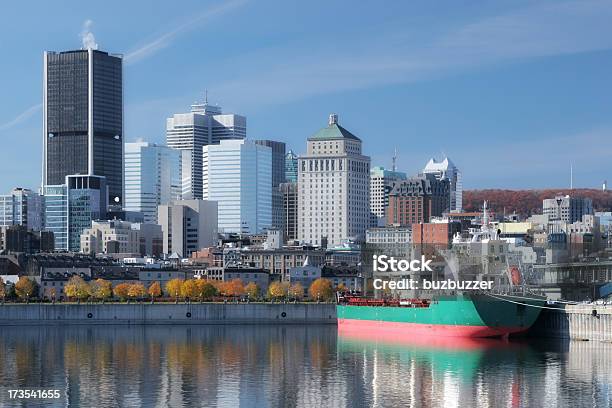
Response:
1,0,611,192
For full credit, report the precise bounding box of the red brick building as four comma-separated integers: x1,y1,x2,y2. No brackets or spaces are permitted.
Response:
386,174,449,226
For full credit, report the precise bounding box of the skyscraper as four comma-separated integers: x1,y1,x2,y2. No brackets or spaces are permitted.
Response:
298,114,370,247
43,49,123,205
255,140,286,230
166,99,246,199
285,150,298,183
124,142,183,223
370,166,407,227
422,157,462,213
203,139,272,234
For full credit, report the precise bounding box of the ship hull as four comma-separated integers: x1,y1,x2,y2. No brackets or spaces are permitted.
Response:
337,293,544,338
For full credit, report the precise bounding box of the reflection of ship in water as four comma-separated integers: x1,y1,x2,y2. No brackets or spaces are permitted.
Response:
337,328,538,407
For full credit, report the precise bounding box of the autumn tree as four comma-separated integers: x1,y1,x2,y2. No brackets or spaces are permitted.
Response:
181,279,198,301
288,282,304,301
336,283,347,292
165,278,184,303
267,281,288,301
244,282,260,300
0,277,5,304
64,276,91,302
113,283,131,301
90,279,112,302
225,279,245,300
195,279,217,301
127,283,147,301
15,276,38,302
148,281,162,302
309,278,333,302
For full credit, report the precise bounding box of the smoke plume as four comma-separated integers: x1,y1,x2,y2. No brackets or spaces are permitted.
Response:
80,19,98,50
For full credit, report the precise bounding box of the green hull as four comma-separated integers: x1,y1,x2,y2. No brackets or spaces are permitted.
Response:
337,293,545,337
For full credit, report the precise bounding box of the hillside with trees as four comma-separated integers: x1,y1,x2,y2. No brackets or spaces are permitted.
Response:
463,189,612,217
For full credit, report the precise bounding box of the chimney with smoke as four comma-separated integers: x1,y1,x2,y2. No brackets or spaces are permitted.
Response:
80,19,99,50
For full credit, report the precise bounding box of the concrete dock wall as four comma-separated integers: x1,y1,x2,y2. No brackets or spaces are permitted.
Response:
0,303,338,326
530,305,612,342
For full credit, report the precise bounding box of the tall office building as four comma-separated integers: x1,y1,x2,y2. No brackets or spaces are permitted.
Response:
203,139,272,234
255,140,286,230
279,182,298,241
0,188,43,231
158,200,218,257
285,150,298,183
43,175,108,251
166,99,246,199
298,114,370,247
543,195,593,223
124,142,183,223
370,166,407,227
43,49,123,205
422,157,462,213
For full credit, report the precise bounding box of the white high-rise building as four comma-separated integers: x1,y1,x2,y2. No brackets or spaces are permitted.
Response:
422,157,463,213
203,139,272,234
124,142,183,224
166,98,246,199
370,166,407,227
298,114,370,247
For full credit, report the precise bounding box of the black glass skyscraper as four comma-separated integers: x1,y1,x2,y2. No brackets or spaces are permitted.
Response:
43,49,123,205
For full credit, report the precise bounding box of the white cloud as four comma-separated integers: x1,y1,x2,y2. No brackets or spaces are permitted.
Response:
211,0,612,109
0,104,42,132
124,0,248,65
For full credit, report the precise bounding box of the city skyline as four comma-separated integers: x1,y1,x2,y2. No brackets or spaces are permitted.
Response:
1,0,612,193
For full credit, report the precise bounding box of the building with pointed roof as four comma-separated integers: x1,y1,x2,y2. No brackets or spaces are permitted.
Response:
297,114,370,247
422,157,462,213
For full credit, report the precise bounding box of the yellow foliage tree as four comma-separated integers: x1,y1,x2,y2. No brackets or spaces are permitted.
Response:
288,282,304,300
64,276,91,302
267,281,288,300
309,278,333,302
148,281,162,301
336,282,347,292
0,277,5,302
90,279,112,301
113,283,131,301
165,278,184,301
181,279,198,300
244,282,260,300
127,283,146,300
15,276,37,302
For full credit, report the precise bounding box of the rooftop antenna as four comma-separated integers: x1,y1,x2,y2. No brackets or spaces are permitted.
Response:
570,162,573,190
392,148,397,172
205,89,208,105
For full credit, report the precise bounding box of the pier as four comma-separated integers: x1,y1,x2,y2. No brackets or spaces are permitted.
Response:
530,304,612,342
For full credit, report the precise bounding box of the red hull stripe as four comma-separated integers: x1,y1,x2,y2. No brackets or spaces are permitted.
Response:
338,318,528,338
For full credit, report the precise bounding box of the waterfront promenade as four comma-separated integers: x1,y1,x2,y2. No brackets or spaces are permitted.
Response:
0,302,337,325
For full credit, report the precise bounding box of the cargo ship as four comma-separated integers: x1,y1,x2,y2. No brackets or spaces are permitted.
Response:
337,293,546,338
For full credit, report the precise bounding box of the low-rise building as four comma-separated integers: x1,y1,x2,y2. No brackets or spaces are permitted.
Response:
80,220,163,257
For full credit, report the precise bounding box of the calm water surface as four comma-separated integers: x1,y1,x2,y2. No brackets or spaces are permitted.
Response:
0,325,610,407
